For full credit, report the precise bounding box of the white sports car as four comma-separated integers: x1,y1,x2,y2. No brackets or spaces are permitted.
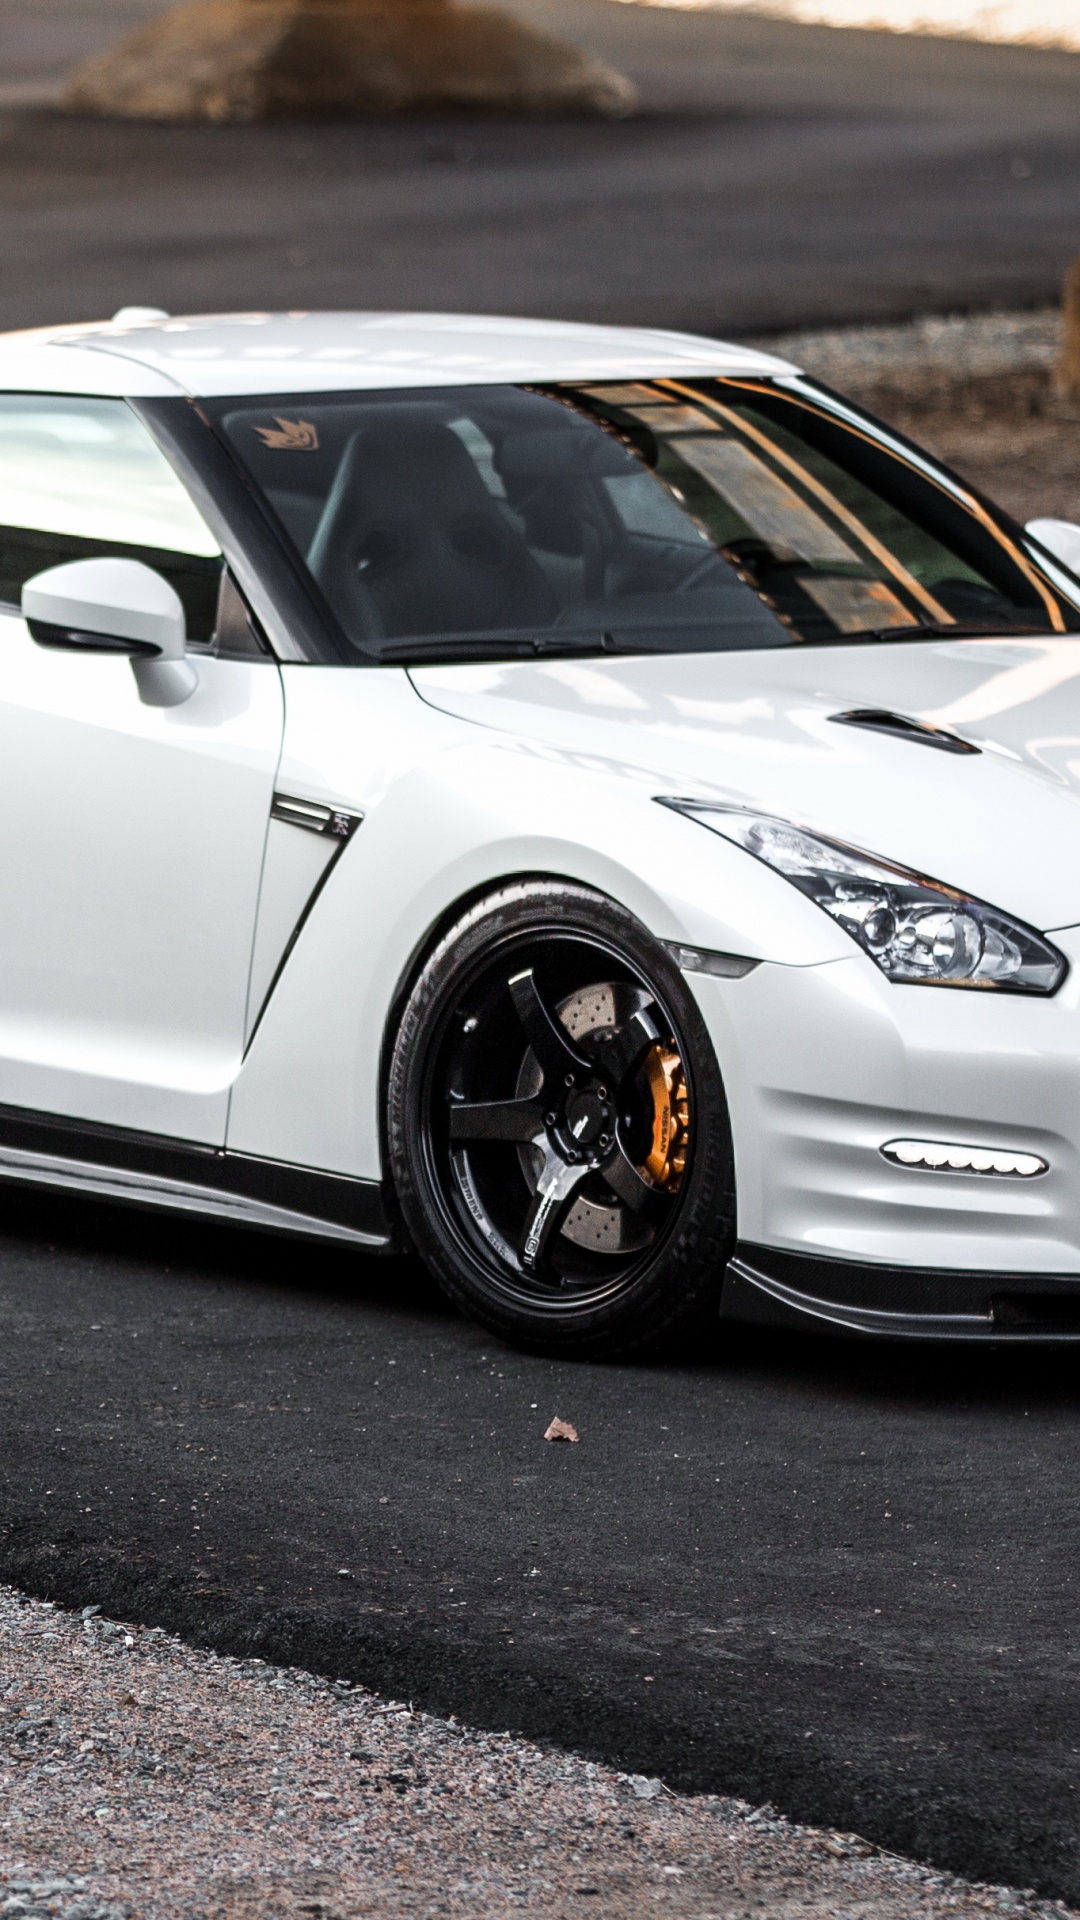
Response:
3,306,1080,1353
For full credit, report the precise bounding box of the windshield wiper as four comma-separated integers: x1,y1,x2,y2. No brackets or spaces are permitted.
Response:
379,631,648,665
866,620,1053,641
380,618,1073,665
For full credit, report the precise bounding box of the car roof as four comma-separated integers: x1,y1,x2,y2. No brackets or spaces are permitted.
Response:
0,311,799,399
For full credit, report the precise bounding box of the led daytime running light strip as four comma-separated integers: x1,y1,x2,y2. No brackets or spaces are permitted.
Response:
882,1139,1047,1177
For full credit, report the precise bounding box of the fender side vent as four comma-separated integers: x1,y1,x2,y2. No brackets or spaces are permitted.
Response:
272,793,362,838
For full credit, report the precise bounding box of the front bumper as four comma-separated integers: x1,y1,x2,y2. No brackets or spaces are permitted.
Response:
723,1243,1080,1339
686,926,1080,1277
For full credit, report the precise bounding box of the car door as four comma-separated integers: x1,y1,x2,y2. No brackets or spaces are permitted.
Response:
0,391,283,1142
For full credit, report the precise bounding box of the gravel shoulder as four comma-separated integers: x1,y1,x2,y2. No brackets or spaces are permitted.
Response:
1,1582,1075,1920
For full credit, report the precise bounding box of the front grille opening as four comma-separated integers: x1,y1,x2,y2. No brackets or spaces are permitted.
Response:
992,1292,1080,1331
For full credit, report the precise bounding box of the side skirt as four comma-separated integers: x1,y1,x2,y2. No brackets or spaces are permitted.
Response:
0,1103,392,1251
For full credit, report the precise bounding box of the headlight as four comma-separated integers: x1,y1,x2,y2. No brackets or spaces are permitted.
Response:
658,799,1066,994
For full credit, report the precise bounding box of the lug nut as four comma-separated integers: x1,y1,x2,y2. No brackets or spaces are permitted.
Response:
545,1111,556,1126
565,1074,575,1087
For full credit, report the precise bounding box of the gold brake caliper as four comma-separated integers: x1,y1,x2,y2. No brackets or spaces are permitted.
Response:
639,1044,691,1192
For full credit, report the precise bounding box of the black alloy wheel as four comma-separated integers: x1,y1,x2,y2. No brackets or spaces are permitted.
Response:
387,880,736,1357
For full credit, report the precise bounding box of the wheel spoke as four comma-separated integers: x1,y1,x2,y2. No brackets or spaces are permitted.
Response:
599,1137,671,1224
584,1006,661,1086
519,1150,591,1273
449,1098,546,1144
508,968,591,1087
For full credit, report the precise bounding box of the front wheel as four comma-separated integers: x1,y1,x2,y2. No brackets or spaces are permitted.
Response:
387,880,736,1358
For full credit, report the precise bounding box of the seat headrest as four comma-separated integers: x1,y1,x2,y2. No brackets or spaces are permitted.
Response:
495,427,638,480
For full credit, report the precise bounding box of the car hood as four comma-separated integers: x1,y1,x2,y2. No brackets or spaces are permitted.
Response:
409,636,1080,931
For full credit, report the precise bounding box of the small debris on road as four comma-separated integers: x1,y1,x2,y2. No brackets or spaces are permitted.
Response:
544,1417,579,1442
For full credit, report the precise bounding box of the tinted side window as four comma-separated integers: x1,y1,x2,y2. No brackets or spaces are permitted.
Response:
0,395,223,643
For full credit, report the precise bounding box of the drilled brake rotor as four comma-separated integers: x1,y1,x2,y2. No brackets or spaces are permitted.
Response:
516,981,690,1255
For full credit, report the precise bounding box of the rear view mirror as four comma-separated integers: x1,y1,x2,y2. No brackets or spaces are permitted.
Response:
21,556,198,707
1026,517,1080,580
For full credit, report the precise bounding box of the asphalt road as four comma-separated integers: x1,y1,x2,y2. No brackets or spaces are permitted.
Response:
2,1185,1080,1902
0,0,1078,333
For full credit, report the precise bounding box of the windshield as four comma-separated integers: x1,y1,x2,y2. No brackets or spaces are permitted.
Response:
207,378,1079,664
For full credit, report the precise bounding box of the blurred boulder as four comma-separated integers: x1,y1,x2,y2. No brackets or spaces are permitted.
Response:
62,0,638,121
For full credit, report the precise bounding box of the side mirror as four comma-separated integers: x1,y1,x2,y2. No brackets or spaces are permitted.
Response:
21,556,198,708
1026,517,1080,580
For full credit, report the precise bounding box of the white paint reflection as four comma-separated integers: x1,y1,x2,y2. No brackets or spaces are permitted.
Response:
919,639,1080,728
540,663,648,709
667,694,774,724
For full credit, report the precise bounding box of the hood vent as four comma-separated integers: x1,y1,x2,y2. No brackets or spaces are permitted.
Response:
829,708,980,755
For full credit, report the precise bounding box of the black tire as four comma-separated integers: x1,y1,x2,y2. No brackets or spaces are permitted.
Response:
387,879,736,1358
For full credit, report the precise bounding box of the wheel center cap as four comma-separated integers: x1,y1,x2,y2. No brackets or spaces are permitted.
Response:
564,1090,607,1148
